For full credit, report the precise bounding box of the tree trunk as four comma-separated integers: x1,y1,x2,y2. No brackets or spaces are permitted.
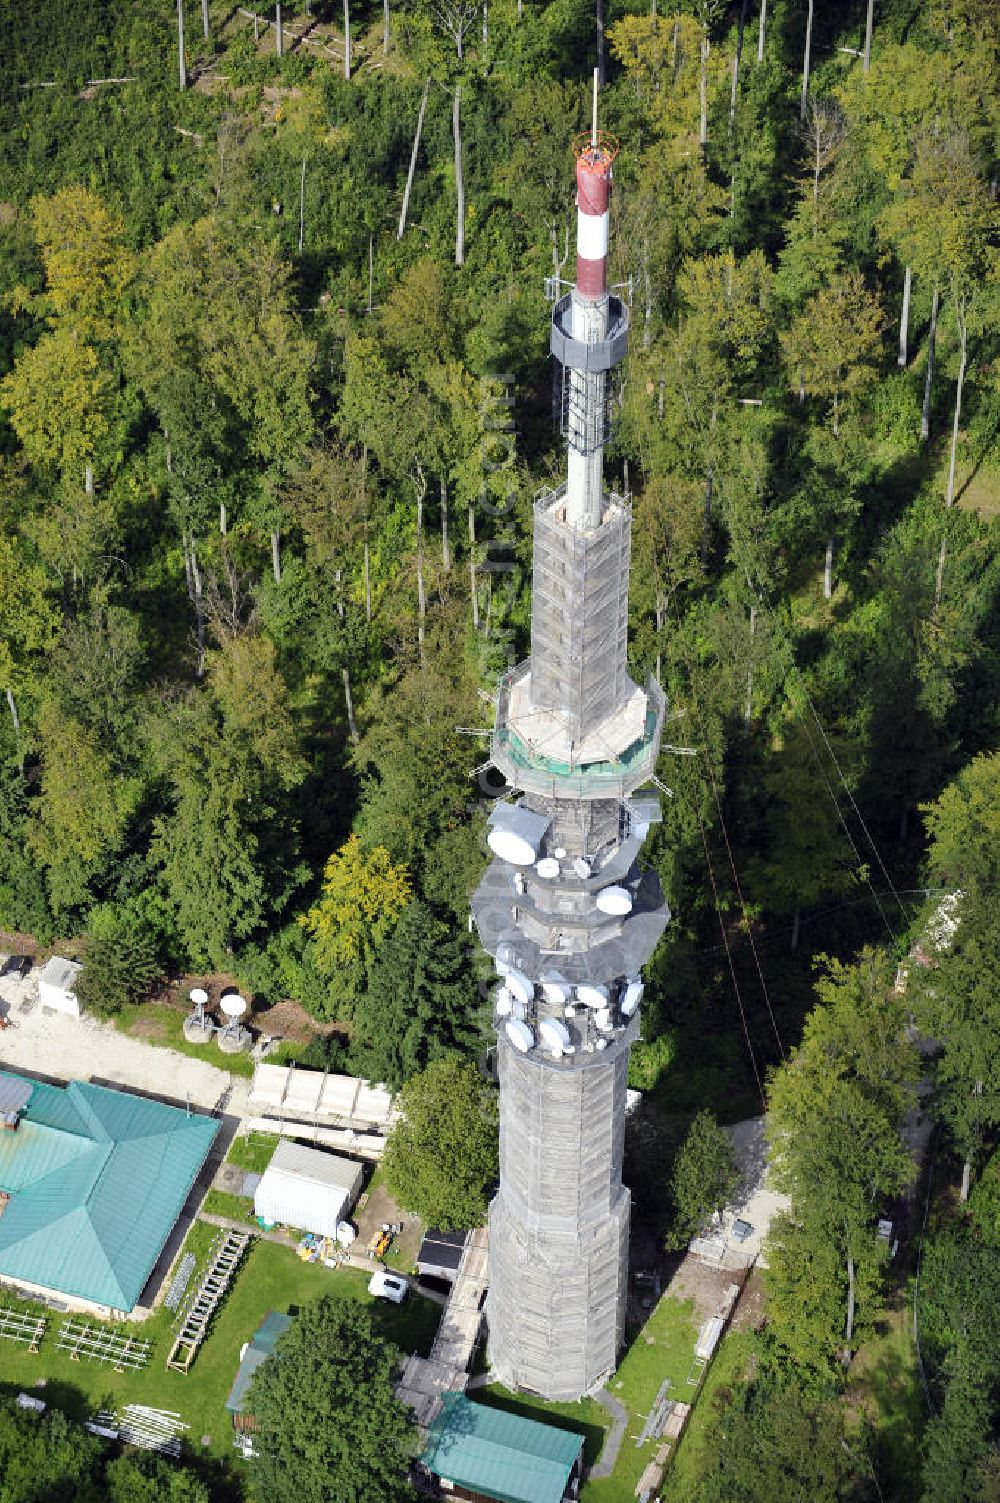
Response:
729,0,747,130
220,501,227,535
298,156,306,254
945,308,967,507
596,0,605,86
201,0,210,39
921,286,939,441
699,22,709,151
744,603,755,726
960,1156,972,1203
398,78,430,240
757,0,766,61
254,9,259,39
791,905,800,951
177,0,187,89
85,463,94,495
185,534,206,676
271,528,282,584
344,0,351,78
416,472,427,663
824,535,833,599
655,591,664,684
863,0,874,71
276,2,283,56
383,0,389,53
5,687,20,737
701,469,713,564
453,86,465,268
482,0,488,49
800,0,813,122
898,264,911,368
934,534,947,608
367,236,374,314
343,666,359,744
469,503,479,630
364,539,372,622
843,1248,855,1363
440,477,451,571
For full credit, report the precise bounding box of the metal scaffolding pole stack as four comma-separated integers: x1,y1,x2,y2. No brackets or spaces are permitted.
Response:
472,89,670,1401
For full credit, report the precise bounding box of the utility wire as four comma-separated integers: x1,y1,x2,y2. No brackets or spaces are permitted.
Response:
668,595,787,1060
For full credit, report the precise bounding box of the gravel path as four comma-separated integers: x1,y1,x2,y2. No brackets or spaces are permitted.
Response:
0,982,250,1117
590,1387,629,1480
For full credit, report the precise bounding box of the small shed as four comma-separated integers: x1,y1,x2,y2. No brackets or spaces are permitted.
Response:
418,1227,467,1284
38,957,82,1018
253,1139,363,1237
225,1310,292,1433
421,1393,585,1503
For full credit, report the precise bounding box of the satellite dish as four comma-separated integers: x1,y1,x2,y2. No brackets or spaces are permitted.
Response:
495,986,513,1018
572,858,591,879
505,1019,534,1053
541,980,569,1005
220,994,247,1019
487,829,539,866
576,983,609,1009
538,1018,571,1055
596,886,633,916
554,847,567,859
621,980,644,1016
506,969,534,1007
189,988,208,1006
535,857,560,880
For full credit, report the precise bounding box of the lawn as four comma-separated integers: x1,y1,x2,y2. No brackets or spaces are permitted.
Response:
225,1132,276,1175
582,1294,700,1503
0,1224,440,1462
846,1303,925,1498
660,1329,757,1500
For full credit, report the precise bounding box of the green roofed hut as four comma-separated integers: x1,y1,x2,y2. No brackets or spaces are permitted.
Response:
225,1310,293,1434
421,1393,584,1503
0,1071,219,1317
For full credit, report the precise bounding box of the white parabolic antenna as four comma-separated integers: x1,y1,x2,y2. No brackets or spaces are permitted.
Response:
576,982,609,1008
539,1018,571,1055
220,994,247,1019
535,857,560,880
488,829,538,866
506,1019,534,1053
189,987,209,1006
596,886,633,916
506,969,534,1006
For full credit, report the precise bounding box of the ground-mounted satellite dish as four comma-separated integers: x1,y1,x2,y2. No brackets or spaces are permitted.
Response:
535,857,560,880
575,983,609,1009
505,1019,534,1053
220,994,247,1019
596,886,633,916
189,987,209,1007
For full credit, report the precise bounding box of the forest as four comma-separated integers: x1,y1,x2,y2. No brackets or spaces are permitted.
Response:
0,0,999,1497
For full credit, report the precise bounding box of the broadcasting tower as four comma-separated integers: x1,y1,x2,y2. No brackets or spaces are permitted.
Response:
472,91,669,1400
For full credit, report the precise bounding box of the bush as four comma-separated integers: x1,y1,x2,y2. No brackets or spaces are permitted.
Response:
75,905,163,1017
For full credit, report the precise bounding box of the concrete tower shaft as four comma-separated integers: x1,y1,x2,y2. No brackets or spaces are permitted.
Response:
474,118,669,1401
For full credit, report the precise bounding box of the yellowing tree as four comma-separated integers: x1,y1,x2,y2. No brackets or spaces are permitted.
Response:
300,834,411,1003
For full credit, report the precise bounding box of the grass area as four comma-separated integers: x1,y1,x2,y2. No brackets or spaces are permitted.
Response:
478,1385,610,1469
847,1304,925,1498
0,1224,440,1461
201,1189,255,1222
660,1329,758,1500
581,1295,700,1503
113,1003,256,1078
225,1132,276,1175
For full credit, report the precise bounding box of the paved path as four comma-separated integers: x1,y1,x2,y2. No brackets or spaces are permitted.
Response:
590,1387,629,1481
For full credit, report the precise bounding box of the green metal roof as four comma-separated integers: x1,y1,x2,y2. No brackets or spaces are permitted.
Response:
0,1072,220,1311
422,1394,583,1503
225,1310,293,1413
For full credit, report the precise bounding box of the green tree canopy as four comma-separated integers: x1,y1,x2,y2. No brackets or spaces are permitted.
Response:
666,1109,738,1251
383,1052,498,1229
247,1295,416,1503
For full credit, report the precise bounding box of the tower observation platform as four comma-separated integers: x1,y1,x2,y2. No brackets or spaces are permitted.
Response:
471,109,670,1401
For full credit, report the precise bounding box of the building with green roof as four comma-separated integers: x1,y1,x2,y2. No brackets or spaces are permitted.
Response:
225,1310,293,1433
0,1071,220,1316
421,1393,584,1503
